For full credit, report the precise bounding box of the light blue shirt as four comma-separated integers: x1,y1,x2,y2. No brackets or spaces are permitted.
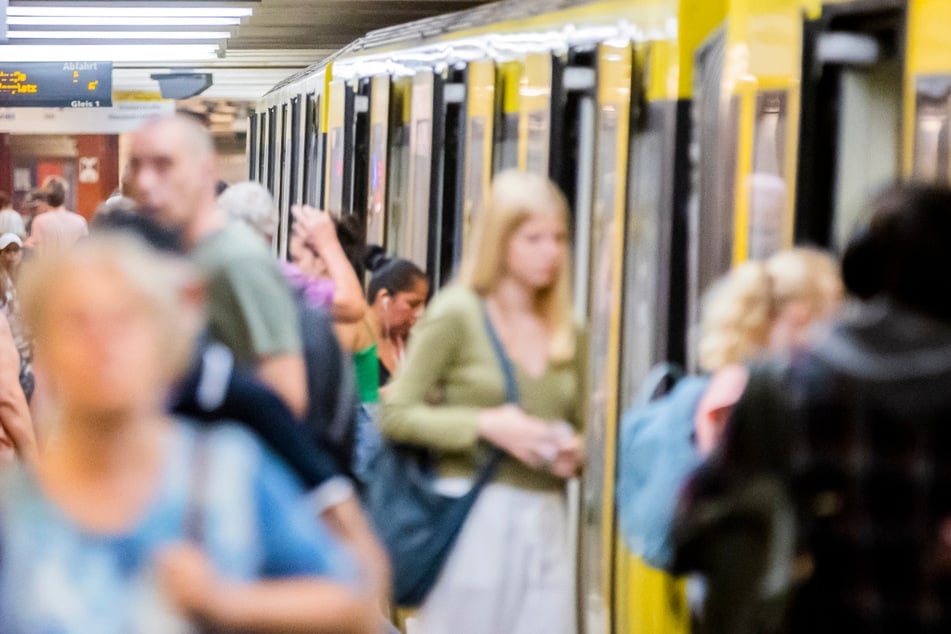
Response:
0,422,356,633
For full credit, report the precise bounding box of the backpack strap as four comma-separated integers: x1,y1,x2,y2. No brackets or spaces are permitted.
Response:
183,429,211,544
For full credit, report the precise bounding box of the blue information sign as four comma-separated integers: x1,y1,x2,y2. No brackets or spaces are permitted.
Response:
0,62,113,108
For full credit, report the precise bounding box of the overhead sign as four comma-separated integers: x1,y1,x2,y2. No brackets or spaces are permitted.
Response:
0,99,175,134
0,62,113,108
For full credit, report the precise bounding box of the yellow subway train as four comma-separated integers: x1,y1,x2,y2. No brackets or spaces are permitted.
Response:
250,0,951,631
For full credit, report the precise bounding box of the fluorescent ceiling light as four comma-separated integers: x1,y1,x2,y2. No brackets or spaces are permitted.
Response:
9,17,243,26
9,31,232,40
7,7,253,18
0,44,220,63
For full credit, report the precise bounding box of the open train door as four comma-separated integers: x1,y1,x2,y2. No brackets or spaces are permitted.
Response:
796,1,905,250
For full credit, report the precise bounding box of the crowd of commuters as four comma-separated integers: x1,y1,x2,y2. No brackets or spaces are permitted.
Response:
0,112,948,633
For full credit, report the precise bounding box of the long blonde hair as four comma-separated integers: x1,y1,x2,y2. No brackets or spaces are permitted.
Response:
459,170,575,361
697,247,842,372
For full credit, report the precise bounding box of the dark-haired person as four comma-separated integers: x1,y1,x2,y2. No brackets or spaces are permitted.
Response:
673,184,951,633
27,175,88,256
364,246,428,385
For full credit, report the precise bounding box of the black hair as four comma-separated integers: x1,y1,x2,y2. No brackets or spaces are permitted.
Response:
335,214,367,280
43,176,68,208
90,209,185,255
843,184,951,322
364,245,427,303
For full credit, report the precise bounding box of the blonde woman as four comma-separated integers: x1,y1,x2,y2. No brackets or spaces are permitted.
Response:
0,235,376,633
694,247,843,454
382,170,585,634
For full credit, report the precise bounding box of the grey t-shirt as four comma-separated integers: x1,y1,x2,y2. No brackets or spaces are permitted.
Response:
191,222,301,365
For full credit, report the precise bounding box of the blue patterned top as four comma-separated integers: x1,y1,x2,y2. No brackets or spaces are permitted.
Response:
0,422,356,633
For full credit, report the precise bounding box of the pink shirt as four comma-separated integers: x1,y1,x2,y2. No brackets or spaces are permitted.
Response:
28,209,89,256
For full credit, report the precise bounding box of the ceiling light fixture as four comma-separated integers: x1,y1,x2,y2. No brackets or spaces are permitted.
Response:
7,7,254,18
9,30,232,40
0,44,221,63
8,17,243,27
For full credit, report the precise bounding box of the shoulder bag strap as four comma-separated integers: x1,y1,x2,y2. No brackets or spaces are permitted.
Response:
471,301,518,487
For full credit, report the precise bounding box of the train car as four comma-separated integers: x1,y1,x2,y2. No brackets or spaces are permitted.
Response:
251,0,944,631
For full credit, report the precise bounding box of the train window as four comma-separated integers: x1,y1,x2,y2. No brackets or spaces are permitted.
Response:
285,96,302,257
494,61,521,174
315,94,327,208
433,71,466,288
367,75,390,247
248,113,258,180
746,91,788,260
687,27,733,372
462,60,495,250
520,53,554,176
912,76,951,184
351,81,371,229
277,103,289,253
796,4,902,250
303,93,317,206
257,111,267,184
387,78,412,256
404,71,435,268
326,80,353,214
267,106,277,194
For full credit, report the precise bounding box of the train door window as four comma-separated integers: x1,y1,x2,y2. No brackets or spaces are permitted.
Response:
315,94,327,208
747,91,789,260
550,48,596,320
248,113,258,180
519,53,554,175
277,103,289,256
493,61,521,174
283,96,302,259
303,93,317,206
912,76,951,184
325,80,354,215
257,111,267,184
462,61,495,252
433,69,466,288
351,79,371,229
402,71,436,270
386,78,412,257
687,27,733,372
796,4,903,250
267,106,277,195
367,75,390,248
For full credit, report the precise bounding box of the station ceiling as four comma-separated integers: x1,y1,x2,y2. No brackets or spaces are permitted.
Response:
4,0,492,101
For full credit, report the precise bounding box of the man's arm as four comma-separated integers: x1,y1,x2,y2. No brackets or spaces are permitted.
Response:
257,353,308,420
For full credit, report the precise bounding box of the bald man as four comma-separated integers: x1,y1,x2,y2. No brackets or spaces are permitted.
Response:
127,116,307,418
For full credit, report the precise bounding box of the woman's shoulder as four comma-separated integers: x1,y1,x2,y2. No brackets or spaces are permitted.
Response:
424,284,481,321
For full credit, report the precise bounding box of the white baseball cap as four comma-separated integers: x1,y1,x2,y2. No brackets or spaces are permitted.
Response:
0,233,23,250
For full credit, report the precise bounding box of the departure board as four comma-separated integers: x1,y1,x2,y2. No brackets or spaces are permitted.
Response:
0,62,113,108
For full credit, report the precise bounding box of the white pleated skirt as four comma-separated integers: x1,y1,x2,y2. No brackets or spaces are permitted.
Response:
416,482,576,634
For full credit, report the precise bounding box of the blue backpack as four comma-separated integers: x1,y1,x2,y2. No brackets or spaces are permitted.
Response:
617,364,710,570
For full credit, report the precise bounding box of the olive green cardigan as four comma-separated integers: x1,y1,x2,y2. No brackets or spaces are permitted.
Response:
380,285,585,491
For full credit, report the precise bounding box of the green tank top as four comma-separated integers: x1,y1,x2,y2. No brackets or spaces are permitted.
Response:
353,343,380,404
